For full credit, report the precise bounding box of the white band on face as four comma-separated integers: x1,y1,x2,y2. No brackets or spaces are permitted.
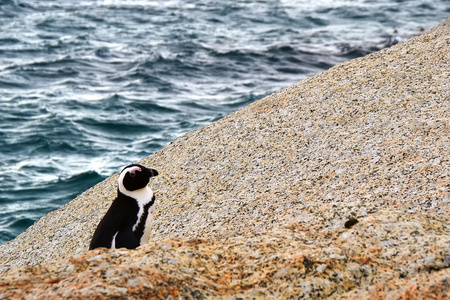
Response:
118,166,140,192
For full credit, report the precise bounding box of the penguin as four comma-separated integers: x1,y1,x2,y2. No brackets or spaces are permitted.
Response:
89,164,159,250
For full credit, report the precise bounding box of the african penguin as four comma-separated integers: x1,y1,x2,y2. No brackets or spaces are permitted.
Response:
89,164,158,250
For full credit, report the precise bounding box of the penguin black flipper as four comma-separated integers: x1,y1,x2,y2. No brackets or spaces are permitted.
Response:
114,226,140,249
89,195,141,250
89,199,129,250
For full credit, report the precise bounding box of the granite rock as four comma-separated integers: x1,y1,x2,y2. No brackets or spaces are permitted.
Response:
0,18,449,299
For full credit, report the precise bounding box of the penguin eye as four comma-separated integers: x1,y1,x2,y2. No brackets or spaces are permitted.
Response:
129,172,136,178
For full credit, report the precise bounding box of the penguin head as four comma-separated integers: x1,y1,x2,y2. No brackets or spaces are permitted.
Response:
118,164,158,193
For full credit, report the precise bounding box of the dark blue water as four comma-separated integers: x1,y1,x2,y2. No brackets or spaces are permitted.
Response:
0,0,448,245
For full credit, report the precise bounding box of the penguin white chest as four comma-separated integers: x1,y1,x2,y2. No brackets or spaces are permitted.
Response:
132,188,153,230
140,204,155,245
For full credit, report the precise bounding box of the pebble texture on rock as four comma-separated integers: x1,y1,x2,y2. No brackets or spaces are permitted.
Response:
0,18,449,299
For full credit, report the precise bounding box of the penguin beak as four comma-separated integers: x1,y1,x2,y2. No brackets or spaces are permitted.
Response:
144,167,158,178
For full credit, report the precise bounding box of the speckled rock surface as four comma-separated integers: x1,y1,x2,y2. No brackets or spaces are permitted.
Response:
0,18,448,299
0,217,449,299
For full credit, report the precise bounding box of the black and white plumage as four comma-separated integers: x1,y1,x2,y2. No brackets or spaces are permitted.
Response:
89,164,158,250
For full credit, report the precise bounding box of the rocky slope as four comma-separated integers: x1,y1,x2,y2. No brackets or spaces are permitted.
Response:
0,18,448,299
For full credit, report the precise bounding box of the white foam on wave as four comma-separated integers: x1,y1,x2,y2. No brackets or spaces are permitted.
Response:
98,0,191,8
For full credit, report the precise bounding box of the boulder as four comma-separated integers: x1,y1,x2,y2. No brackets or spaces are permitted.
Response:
0,18,448,299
